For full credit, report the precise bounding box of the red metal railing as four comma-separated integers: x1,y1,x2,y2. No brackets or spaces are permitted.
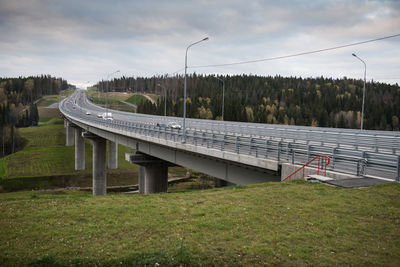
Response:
281,155,331,182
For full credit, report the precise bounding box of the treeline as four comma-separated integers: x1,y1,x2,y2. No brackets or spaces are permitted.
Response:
98,74,400,131
0,75,69,156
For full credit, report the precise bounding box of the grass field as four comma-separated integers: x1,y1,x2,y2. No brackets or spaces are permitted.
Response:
35,95,60,107
125,94,151,106
0,181,399,266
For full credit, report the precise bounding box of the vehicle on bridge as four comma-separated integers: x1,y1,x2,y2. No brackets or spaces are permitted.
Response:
97,112,113,120
168,121,181,129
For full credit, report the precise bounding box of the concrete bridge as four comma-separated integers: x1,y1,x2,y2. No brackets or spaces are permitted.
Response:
60,90,400,195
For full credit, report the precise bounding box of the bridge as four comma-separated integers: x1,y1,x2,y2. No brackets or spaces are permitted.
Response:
60,90,400,195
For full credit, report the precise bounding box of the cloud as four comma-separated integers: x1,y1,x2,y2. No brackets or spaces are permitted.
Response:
0,0,399,86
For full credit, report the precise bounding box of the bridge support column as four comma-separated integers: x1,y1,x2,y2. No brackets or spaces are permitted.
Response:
83,132,107,196
92,137,107,196
108,141,118,169
75,128,85,170
139,166,145,194
125,152,173,194
142,164,168,194
65,121,74,146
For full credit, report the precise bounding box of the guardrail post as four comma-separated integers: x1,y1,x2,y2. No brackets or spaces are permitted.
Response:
249,137,253,155
235,136,239,153
277,141,282,161
286,142,290,160
221,135,226,151
255,140,259,158
331,147,337,170
202,132,206,146
397,155,400,182
361,151,367,176
265,139,270,159
291,143,294,164
307,145,310,162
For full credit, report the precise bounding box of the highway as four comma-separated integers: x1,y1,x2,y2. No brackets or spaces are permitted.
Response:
63,90,400,181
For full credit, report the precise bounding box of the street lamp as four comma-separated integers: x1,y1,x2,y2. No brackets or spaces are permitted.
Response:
214,76,225,121
106,70,120,116
183,37,209,143
352,53,366,130
157,83,167,116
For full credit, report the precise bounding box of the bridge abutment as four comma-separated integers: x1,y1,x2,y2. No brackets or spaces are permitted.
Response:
108,141,118,169
75,128,85,170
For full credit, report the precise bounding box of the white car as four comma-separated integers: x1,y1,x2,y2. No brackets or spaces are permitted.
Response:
86,111,91,115
168,122,181,129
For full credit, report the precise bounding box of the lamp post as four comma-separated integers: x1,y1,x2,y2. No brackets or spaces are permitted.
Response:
183,37,209,143
352,53,366,130
106,70,120,116
214,76,225,121
157,84,167,116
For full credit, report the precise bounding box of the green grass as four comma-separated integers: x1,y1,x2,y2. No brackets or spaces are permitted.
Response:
0,142,137,178
38,107,62,123
0,181,399,266
19,124,65,148
35,95,60,107
125,94,150,105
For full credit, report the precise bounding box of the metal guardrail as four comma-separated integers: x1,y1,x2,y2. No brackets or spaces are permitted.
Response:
60,94,400,182
79,91,400,154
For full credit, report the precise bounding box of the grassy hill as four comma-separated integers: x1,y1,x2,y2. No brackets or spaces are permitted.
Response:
0,181,399,266
125,94,150,106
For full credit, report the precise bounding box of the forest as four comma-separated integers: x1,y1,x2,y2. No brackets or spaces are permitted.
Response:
98,74,400,131
0,75,69,156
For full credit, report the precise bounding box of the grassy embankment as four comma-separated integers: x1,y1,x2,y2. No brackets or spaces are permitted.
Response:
86,88,138,112
0,93,188,191
0,181,399,266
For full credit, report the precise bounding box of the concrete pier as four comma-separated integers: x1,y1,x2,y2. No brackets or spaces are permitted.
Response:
142,164,168,194
65,121,74,146
139,166,145,194
92,137,107,196
75,128,85,170
83,132,107,196
125,152,172,194
108,141,118,169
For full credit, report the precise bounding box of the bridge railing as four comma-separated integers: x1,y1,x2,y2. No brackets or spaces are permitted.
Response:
60,97,400,182
281,155,331,182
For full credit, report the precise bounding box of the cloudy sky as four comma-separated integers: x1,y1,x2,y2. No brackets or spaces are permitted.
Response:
0,0,399,87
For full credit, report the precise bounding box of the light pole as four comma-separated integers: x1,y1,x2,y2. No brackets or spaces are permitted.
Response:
214,76,225,121
352,53,366,130
183,37,209,143
106,70,120,116
157,83,167,116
